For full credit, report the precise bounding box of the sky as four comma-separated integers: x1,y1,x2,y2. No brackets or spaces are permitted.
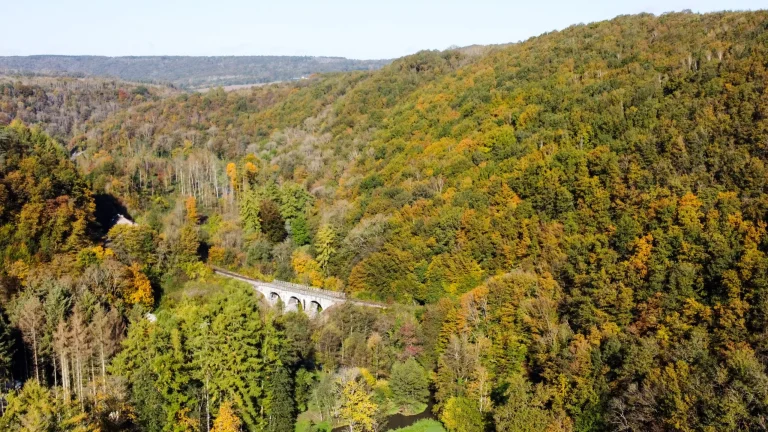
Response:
1,0,765,59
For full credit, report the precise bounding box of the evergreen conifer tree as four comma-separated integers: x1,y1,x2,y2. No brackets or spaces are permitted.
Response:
390,358,430,407
315,224,336,272
291,215,310,246
267,366,296,432
240,188,262,233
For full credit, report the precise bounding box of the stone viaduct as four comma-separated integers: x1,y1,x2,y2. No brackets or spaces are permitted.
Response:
213,268,384,315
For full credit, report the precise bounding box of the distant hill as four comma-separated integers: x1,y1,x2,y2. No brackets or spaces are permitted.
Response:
0,55,391,88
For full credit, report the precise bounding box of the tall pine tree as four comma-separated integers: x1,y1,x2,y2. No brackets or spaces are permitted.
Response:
240,187,262,233
267,366,296,432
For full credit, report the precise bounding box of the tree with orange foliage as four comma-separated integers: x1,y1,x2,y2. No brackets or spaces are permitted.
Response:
185,196,198,224
628,233,653,278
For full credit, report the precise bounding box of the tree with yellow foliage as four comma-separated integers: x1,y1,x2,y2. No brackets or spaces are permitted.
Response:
440,397,484,432
291,249,324,287
244,161,259,184
126,263,153,307
211,401,242,432
226,163,238,196
338,378,378,432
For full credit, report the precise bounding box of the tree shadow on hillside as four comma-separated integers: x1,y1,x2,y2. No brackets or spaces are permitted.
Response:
92,193,132,238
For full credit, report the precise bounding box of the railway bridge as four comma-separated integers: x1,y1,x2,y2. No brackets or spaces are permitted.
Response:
212,268,384,315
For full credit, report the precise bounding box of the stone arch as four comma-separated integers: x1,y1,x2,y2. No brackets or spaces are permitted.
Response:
308,300,323,316
288,296,302,312
269,292,282,304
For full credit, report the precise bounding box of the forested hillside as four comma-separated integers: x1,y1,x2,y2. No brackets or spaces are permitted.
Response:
1,10,768,432
0,55,391,89
0,76,174,141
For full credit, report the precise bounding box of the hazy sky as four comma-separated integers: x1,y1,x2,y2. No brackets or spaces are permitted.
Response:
2,0,765,59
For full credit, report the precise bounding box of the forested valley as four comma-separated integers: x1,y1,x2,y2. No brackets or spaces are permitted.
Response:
1,10,768,432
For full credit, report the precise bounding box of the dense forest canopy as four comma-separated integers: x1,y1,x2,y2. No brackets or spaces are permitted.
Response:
0,9,767,432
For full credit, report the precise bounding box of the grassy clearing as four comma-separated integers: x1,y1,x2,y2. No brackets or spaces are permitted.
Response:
385,401,428,416
386,419,446,432
295,416,332,432
157,273,253,310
